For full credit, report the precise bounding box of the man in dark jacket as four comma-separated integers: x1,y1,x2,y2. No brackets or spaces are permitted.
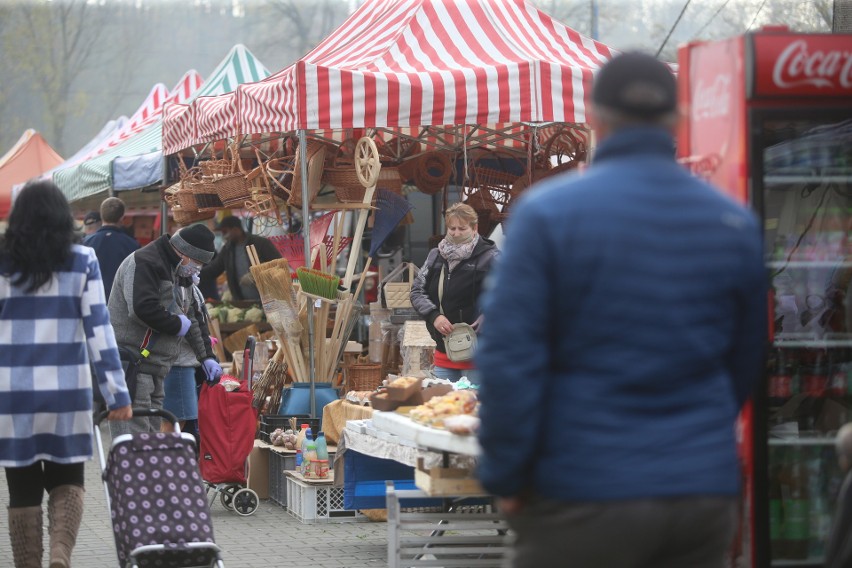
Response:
83,196,139,300
108,224,222,435
200,215,281,301
476,52,767,567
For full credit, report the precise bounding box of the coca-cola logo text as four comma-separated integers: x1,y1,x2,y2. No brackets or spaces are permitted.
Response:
692,74,731,121
772,40,852,89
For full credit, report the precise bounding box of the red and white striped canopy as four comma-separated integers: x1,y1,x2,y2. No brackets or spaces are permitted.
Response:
85,70,203,160
163,0,614,154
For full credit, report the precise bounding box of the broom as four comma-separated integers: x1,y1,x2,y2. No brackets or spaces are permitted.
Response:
252,347,288,412
247,246,308,381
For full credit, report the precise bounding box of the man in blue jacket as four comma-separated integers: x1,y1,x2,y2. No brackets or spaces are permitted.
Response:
83,196,139,300
476,52,767,568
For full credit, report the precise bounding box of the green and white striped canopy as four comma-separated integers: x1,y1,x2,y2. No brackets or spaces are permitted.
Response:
54,44,270,203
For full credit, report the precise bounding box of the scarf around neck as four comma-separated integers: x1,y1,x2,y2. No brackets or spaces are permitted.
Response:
438,234,479,271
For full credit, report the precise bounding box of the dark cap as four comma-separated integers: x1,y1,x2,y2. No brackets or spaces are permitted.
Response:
83,211,101,226
592,52,677,118
216,215,244,231
171,224,216,264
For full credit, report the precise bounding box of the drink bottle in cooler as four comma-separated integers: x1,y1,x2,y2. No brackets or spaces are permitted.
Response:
769,446,785,560
782,446,810,560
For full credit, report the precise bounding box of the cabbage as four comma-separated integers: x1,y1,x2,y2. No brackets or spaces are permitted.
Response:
244,306,264,323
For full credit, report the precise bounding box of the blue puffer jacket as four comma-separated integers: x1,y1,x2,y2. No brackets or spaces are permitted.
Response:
476,126,767,501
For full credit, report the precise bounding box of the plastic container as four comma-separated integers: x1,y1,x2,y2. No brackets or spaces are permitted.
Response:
300,428,313,474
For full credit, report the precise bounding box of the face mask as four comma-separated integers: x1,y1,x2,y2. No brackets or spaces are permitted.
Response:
447,232,475,245
176,259,202,279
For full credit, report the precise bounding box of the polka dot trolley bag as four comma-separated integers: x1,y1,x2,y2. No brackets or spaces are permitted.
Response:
95,408,225,568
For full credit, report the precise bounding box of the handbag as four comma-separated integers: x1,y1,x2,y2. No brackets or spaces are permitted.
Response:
380,262,416,309
118,346,142,403
94,331,158,405
438,265,477,362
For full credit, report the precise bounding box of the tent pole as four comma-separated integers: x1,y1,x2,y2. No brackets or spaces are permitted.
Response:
160,155,169,237
298,130,316,417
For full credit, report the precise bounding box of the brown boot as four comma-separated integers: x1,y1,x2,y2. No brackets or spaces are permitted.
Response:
8,505,43,568
47,484,85,568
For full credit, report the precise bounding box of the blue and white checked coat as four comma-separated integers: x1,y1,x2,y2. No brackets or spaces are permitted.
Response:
0,244,131,467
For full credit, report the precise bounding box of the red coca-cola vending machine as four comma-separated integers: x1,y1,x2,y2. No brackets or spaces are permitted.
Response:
678,27,852,568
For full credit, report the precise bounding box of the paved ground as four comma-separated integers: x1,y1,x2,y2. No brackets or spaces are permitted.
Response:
0,424,393,568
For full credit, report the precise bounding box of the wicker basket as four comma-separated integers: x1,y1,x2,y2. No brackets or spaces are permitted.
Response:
463,189,505,238
189,178,224,211
199,158,232,177
213,172,252,208
414,152,453,195
324,157,363,202
470,166,516,205
171,206,215,227
267,141,327,208
346,363,383,392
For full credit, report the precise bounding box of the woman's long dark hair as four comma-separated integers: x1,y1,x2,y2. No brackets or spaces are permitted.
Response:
1,180,77,292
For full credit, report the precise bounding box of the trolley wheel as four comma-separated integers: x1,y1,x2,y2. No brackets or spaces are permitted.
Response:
232,488,259,516
219,484,239,510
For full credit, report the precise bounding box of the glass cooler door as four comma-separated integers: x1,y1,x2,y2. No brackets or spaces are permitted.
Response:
758,112,852,566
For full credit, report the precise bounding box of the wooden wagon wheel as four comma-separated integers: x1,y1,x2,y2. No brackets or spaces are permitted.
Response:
544,127,586,167
355,137,381,188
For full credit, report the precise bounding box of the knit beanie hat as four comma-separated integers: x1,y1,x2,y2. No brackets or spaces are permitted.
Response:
592,51,677,118
171,224,215,264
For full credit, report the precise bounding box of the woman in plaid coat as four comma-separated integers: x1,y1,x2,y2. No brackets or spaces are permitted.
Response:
0,181,132,568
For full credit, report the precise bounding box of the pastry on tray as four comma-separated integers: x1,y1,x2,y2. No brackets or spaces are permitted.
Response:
409,390,478,429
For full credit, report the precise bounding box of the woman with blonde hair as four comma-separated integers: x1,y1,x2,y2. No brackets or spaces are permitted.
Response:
411,202,499,382
0,180,132,568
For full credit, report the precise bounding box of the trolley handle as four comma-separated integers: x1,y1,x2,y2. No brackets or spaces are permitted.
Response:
94,407,179,428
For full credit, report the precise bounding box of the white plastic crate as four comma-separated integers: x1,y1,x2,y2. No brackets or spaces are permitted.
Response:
285,473,367,524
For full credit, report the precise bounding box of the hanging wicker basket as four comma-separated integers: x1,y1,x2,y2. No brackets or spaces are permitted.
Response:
171,206,215,227
414,151,453,195
266,140,327,208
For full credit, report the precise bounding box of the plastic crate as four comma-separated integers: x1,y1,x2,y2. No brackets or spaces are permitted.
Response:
285,473,366,524
268,451,297,508
259,415,320,444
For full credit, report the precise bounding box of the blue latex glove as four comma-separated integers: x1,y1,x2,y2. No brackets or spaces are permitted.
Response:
176,314,191,337
202,358,223,384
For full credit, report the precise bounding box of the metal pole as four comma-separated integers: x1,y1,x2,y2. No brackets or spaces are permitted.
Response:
590,0,599,40
160,155,169,236
298,130,316,418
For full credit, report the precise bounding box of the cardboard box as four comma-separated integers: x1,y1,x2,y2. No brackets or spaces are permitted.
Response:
414,457,485,497
246,442,270,499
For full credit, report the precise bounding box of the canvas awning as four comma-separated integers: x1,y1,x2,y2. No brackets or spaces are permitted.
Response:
0,129,64,218
51,58,256,202
163,0,615,154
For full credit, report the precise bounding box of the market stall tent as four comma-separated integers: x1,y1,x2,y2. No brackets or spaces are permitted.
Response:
0,130,63,218
53,67,214,205
163,0,615,154
111,45,271,194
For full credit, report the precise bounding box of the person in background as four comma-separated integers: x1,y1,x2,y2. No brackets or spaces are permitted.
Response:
825,422,852,567
200,215,280,302
108,223,222,435
83,196,139,301
476,52,767,568
82,210,101,236
410,202,499,383
0,180,132,568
